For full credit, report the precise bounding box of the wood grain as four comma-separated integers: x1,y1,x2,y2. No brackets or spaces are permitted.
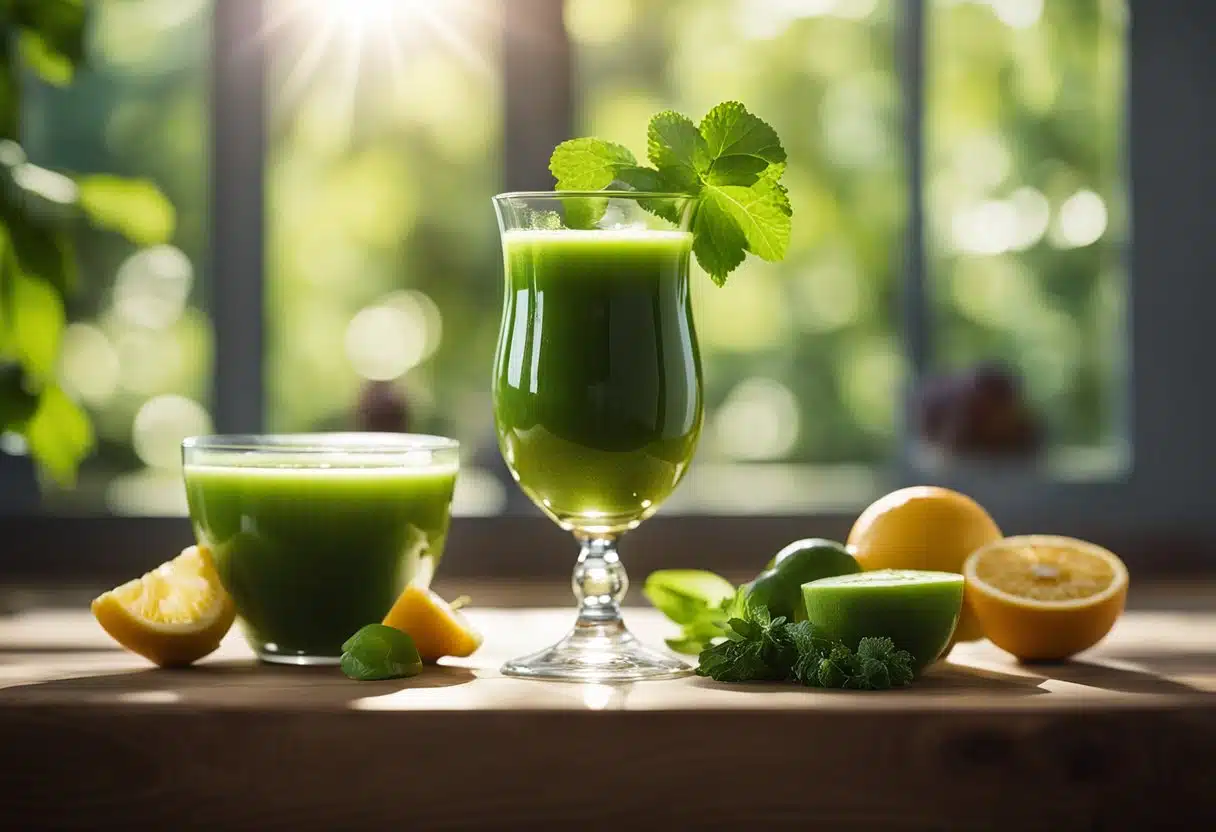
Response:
0,606,1214,830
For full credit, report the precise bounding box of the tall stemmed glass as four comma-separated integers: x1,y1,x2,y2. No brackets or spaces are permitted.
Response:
492,191,702,682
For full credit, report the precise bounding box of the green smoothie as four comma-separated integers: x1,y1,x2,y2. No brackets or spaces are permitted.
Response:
183,455,457,662
493,229,702,533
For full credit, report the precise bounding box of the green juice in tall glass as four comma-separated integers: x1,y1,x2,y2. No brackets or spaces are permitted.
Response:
493,229,703,533
183,442,457,664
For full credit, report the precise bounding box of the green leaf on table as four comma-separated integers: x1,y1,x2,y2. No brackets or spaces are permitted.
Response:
77,175,176,246
643,569,736,625
644,570,737,655
9,270,64,383
647,110,707,192
23,384,92,486
341,623,424,681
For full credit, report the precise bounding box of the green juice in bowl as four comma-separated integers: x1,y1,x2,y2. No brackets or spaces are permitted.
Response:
182,434,458,665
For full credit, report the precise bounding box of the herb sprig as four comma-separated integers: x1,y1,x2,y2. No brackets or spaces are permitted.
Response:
696,603,916,691
548,101,792,286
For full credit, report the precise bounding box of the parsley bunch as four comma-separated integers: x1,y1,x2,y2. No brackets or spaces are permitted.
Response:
696,603,916,691
548,101,792,286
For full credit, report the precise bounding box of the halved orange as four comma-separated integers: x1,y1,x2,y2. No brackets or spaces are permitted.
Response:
963,535,1129,661
91,545,236,667
382,585,483,663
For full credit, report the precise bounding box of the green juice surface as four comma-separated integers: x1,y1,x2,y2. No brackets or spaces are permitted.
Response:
493,229,703,532
184,459,457,660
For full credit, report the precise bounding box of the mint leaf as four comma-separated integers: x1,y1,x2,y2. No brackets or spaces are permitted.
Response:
643,570,736,654
705,155,769,187
699,100,786,169
691,190,748,286
548,100,792,285
614,165,668,192
549,138,637,190
341,623,423,681
728,617,760,641
564,197,608,231
643,569,736,624
647,110,707,191
703,177,792,264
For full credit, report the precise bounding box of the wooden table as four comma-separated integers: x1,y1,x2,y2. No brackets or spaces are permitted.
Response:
1,603,1214,830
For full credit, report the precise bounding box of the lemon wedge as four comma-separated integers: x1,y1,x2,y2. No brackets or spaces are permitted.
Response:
382,585,483,663
91,545,236,667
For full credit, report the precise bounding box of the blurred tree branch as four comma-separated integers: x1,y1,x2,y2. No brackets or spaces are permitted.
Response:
0,0,176,487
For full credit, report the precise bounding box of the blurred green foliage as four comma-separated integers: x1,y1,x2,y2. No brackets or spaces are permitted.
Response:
927,0,1125,451
0,0,176,487
267,0,1124,483
21,0,1124,513
572,0,1124,466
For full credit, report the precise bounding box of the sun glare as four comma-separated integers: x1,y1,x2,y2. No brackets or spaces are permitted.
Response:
294,0,415,33
266,0,490,128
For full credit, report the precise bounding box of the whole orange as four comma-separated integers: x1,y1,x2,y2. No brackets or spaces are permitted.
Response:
847,486,1002,643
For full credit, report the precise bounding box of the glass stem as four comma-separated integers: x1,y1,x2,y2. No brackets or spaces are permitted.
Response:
572,534,628,628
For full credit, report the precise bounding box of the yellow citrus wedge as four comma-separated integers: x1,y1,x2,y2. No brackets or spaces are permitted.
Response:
91,545,236,668
382,585,483,663
848,486,1003,643
963,535,1129,661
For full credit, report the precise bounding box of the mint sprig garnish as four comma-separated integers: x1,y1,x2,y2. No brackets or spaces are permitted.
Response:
340,623,424,681
695,602,916,691
548,101,792,286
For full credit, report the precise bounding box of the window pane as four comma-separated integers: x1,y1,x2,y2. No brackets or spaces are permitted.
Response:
265,1,505,514
23,0,213,515
922,0,1127,478
568,0,902,510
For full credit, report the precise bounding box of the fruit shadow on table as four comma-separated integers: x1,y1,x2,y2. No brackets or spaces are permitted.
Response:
687,662,1048,697
0,659,477,708
1015,655,1212,696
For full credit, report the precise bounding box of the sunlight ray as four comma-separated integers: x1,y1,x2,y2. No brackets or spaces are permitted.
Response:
263,0,495,125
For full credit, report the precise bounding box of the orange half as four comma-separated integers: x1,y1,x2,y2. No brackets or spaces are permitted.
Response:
963,535,1128,661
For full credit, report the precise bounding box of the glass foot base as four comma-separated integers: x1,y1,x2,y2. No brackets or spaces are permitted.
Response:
501,619,691,683
256,648,341,667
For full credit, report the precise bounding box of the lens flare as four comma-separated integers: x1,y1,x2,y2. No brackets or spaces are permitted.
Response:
266,0,491,137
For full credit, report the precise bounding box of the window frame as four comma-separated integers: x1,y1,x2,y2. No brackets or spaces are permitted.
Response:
3,0,1215,585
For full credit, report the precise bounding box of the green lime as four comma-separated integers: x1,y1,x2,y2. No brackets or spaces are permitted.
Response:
744,538,860,621
740,569,786,616
801,569,964,673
